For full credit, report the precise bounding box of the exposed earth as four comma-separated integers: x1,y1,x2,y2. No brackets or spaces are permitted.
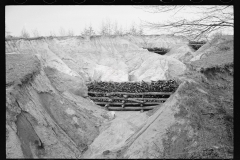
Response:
6,35,233,158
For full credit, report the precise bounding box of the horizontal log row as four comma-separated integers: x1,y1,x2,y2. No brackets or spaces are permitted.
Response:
89,91,170,110
89,96,168,102
86,81,175,111
90,96,168,101
88,92,173,96
107,106,160,111
95,102,162,106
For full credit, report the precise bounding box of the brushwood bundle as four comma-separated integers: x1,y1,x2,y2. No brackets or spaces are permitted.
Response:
87,80,178,93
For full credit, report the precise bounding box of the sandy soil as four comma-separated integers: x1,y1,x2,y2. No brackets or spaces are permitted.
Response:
83,111,149,158
6,54,40,87
5,35,188,82
6,35,233,159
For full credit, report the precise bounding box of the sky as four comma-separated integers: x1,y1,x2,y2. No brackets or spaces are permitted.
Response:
6,5,233,37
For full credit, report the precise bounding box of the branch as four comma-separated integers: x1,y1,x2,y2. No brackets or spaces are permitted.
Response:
140,5,233,39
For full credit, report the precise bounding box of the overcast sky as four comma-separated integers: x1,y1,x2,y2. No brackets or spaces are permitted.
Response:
6,5,233,37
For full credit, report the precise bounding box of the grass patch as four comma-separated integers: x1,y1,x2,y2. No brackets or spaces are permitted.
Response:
6,54,41,87
156,67,233,159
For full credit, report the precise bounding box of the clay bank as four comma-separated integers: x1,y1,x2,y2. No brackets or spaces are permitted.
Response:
6,35,233,158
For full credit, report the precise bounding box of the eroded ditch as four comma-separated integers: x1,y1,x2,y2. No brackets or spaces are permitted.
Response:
82,79,181,158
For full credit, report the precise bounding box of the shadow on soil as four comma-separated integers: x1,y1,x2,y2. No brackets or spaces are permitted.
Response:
159,65,233,159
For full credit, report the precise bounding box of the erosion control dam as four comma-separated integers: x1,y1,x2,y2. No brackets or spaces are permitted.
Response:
87,80,179,111
7,35,233,159
6,35,189,112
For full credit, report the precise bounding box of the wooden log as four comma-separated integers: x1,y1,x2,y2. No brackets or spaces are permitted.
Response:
140,103,144,112
122,100,125,108
107,106,160,111
128,98,167,102
126,98,143,103
104,104,109,110
123,95,128,98
89,97,168,101
95,102,162,106
88,91,173,96
90,97,167,104
90,97,111,100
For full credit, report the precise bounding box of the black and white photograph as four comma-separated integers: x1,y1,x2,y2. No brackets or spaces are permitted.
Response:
6,5,233,159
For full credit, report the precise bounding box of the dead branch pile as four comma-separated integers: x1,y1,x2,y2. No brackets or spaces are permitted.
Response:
87,80,178,93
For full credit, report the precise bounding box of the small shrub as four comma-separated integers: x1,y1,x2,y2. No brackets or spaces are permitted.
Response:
219,46,230,51
210,32,223,44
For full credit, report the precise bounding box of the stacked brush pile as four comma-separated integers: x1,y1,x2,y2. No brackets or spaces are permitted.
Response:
87,80,178,93
87,80,179,104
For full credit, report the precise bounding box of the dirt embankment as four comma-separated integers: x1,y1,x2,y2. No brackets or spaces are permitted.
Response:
103,65,232,159
190,35,233,62
6,35,233,159
83,111,149,158
85,36,233,159
6,54,108,158
5,35,189,82
78,61,233,159
120,42,233,158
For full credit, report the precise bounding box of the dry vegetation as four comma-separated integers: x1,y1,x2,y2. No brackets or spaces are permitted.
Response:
6,54,41,87
141,66,233,159
140,34,233,159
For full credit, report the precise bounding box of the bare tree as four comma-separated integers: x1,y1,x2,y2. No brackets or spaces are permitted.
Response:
5,25,11,38
21,27,30,38
128,22,138,35
67,29,75,36
81,27,89,36
113,21,119,35
118,25,124,35
137,22,144,35
105,19,113,35
140,5,233,40
88,25,95,36
81,25,96,36
59,27,66,36
81,25,95,36
112,21,124,36
32,28,40,37
99,21,108,35
49,31,56,37
99,19,113,35
138,26,144,35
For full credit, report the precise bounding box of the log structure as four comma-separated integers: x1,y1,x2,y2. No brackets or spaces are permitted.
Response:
88,91,173,111
87,80,178,111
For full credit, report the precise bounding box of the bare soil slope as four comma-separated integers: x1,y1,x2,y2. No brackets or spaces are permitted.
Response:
190,35,233,62
118,37,234,159
80,36,233,159
6,54,108,158
6,35,233,159
83,111,149,158
96,64,232,159
6,35,190,82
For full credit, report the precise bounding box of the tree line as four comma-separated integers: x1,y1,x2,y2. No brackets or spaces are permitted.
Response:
6,6,232,40
6,21,144,39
